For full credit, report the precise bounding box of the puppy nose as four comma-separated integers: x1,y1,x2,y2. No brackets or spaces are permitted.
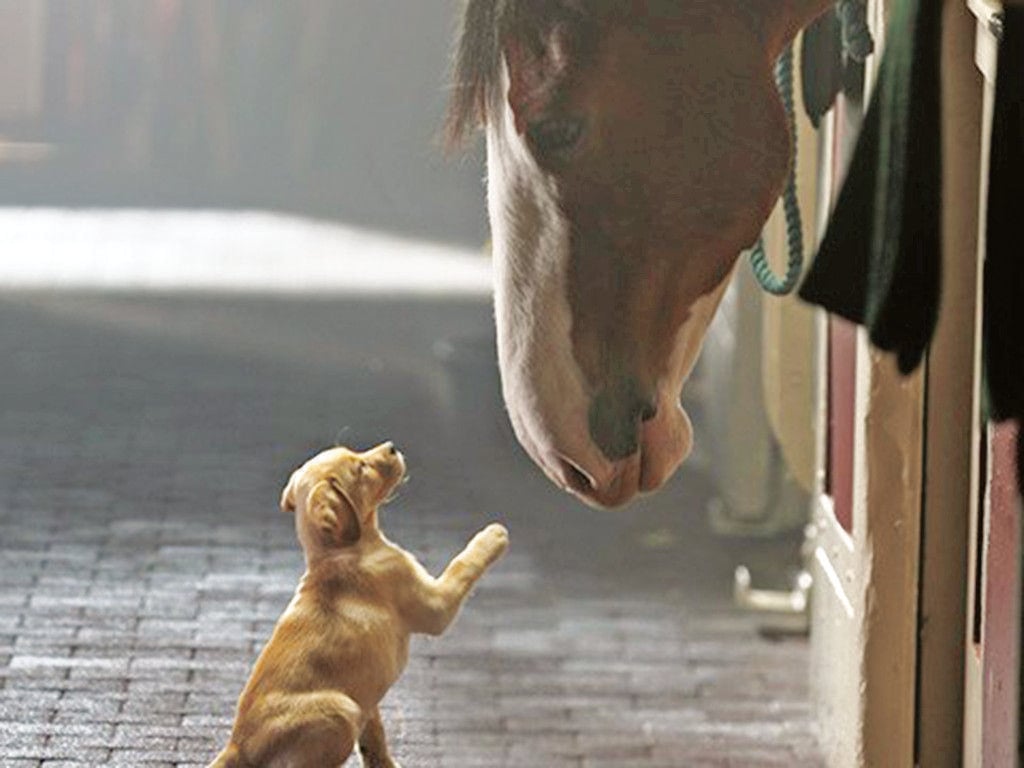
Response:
587,378,657,461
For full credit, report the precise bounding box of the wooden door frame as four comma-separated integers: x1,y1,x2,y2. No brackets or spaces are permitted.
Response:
807,5,925,761
807,2,996,765
962,0,1024,762
914,2,984,764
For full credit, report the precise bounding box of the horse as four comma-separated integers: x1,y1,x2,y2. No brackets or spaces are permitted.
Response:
447,0,832,507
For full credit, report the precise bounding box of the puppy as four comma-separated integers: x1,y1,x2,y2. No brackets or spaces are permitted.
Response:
209,442,509,768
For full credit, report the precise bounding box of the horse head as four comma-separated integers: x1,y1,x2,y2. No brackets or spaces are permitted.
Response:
448,0,829,507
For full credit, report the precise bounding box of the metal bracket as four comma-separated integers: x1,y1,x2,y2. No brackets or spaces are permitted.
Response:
734,566,813,615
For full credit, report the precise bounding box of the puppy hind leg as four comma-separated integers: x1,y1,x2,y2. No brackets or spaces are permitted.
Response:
358,707,401,768
249,692,362,768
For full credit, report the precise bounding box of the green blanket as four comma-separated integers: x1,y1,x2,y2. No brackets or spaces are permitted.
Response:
798,0,942,375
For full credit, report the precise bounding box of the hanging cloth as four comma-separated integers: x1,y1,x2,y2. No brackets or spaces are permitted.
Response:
798,0,943,376
984,6,1024,488
800,6,844,129
800,0,875,129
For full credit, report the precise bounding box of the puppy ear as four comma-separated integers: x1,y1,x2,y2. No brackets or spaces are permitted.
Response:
309,481,361,548
280,471,299,514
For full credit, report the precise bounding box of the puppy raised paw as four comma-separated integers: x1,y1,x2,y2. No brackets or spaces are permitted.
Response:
472,522,510,565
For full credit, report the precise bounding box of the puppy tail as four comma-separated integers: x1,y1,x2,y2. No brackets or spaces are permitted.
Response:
207,743,245,768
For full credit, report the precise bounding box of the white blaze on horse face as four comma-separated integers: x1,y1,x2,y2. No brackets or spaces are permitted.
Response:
485,74,618,495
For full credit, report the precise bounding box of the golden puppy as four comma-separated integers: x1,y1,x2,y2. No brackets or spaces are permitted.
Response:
209,442,509,768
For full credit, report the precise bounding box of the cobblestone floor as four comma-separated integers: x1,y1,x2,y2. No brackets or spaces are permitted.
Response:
0,291,822,767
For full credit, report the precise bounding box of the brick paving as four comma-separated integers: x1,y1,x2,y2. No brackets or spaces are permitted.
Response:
0,291,822,767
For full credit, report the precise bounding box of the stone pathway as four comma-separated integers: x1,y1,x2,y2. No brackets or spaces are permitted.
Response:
0,291,821,767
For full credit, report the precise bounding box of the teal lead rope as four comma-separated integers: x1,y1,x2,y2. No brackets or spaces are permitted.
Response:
748,1,874,296
748,43,804,296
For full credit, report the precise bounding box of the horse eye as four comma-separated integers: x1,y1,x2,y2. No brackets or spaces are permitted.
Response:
526,117,584,158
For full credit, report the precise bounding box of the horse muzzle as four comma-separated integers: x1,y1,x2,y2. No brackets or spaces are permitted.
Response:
555,388,692,508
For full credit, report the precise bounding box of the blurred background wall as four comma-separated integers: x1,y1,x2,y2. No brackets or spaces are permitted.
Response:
0,0,488,246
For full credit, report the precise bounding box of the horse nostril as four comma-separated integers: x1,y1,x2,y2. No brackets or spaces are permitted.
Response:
557,457,596,494
587,379,655,461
